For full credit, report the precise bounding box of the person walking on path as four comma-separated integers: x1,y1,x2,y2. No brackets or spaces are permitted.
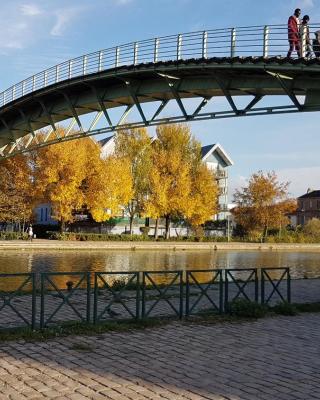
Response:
287,8,301,58
300,15,312,58
313,31,320,57
27,225,33,242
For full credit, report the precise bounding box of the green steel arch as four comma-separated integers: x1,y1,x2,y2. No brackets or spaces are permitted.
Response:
1,25,320,158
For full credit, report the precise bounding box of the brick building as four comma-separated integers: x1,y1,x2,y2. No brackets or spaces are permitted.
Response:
296,190,320,225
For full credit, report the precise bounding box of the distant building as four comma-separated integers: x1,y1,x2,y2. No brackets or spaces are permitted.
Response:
201,143,233,220
296,190,320,225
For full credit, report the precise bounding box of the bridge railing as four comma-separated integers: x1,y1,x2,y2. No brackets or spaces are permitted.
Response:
1,24,319,108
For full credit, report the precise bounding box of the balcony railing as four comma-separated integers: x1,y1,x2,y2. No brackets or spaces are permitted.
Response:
0,24,318,109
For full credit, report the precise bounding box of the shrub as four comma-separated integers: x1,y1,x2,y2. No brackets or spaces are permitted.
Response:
227,299,268,318
0,232,28,240
272,302,298,316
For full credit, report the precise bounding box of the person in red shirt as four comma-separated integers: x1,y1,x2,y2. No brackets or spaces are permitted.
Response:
287,8,301,58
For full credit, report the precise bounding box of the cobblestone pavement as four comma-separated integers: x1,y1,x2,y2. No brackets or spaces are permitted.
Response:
1,313,320,399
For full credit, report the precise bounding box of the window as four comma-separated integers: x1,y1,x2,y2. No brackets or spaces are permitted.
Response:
317,200,320,210
45,208,48,222
40,208,43,222
310,200,313,208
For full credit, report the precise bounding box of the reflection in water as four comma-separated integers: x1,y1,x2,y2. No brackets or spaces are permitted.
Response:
0,249,319,291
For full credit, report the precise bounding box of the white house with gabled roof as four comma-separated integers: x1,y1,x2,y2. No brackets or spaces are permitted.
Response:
201,143,234,219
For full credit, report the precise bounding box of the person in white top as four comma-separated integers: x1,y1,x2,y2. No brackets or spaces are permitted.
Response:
27,225,33,242
300,15,312,58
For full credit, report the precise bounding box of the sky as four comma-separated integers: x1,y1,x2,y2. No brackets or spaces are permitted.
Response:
1,0,320,198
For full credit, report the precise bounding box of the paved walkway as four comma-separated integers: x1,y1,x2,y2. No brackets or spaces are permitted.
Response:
1,313,320,399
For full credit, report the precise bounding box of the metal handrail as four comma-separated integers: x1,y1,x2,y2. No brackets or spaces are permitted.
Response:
1,23,319,108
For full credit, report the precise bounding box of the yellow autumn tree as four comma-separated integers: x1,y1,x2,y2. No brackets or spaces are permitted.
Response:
0,154,34,230
186,163,219,227
33,136,88,230
233,171,295,241
144,124,219,239
114,128,152,234
33,129,133,230
85,155,133,222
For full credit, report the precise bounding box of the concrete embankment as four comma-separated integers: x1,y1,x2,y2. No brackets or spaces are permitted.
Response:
0,239,320,251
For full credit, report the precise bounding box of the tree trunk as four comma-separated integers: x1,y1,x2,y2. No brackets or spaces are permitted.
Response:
129,215,134,235
154,218,159,240
60,220,66,233
165,215,170,240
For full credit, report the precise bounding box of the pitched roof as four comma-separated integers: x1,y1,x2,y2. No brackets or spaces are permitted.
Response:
99,135,114,147
299,190,320,199
201,143,234,166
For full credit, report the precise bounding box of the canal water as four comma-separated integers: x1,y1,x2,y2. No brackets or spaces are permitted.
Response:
0,249,319,279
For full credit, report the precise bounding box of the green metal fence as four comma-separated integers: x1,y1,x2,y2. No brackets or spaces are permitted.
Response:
186,270,223,316
224,268,259,311
141,271,183,319
0,268,293,331
40,272,90,328
0,273,36,330
261,268,291,305
93,272,140,323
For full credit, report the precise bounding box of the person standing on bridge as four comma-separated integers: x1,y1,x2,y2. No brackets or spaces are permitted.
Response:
313,31,320,57
287,8,301,58
300,15,312,58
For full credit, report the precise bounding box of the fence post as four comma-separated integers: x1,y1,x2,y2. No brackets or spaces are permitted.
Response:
83,55,88,75
40,274,45,329
219,270,223,314
136,272,141,320
224,270,229,312
55,65,60,83
86,272,91,323
31,273,36,330
179,271,183,319
68,60,73,79
263,26,269,58
93,273,98,324
287,269,291,303
202,31,208,59
98,51,103,72
115,46,120,67
154,38,159,63
133,42,138,65
231,28,236,57
301,25,307,58
261,269,265,304
185,272,190,317
141,272,146,318
177,34,182,60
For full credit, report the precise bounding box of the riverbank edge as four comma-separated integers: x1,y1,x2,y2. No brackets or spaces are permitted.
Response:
0,239,320,251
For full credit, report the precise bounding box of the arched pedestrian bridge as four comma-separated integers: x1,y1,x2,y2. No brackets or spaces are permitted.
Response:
1,24,320,158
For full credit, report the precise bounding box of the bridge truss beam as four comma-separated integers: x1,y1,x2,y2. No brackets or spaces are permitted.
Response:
1,59,320,159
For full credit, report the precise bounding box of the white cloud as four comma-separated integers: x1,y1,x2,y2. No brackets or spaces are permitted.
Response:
20,4,42,16
51,7,85,36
